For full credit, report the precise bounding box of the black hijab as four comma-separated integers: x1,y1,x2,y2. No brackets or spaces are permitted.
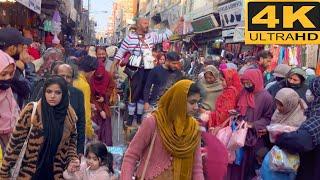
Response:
34,75,69,179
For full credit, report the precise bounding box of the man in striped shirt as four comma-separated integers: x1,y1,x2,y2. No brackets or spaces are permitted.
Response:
111,17,179,126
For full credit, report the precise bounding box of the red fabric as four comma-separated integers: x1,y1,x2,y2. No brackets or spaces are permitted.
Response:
223,69,242,92
45,34,53,46
202,132,228,180
90,60,115,118
162,40,170,52
119,52,131,67
209,69,242,128
28,47,40,59
237,69,264,116
90,60,111,96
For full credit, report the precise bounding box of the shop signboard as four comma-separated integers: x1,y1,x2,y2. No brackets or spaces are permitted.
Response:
222,29,235,38
233,26,245,42
191,14,220,34
218,0,243,27
16,0,42,14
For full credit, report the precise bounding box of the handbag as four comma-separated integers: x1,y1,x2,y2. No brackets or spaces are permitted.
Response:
10,102,38,179
128,55,142,68
119,52,131,67
227,120,248,151
128,38,143,68
215,119,235,164
124,66,139,79
140,130,157,180
215,119,232,146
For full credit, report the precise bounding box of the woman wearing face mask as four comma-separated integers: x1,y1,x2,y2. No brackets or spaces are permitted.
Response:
121,80,204,180
0,75,79,179
200,65,223,111
268,67,308,102
227,69,273,180
90,60,115,146
0,50,19,154
275,77,320,180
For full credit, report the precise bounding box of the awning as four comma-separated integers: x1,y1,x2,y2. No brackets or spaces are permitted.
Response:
16,0,42,14
191,14,221,34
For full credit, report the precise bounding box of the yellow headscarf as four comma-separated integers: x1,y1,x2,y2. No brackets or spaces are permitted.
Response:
153,80,201,180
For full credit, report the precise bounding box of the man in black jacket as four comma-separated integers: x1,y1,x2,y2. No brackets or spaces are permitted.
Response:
52,63,86,155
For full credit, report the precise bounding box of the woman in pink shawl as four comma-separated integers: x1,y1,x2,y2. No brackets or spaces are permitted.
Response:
0,50,19,154
227,69,273,180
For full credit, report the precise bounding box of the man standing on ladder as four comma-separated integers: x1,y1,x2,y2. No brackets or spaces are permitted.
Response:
111,16,182,126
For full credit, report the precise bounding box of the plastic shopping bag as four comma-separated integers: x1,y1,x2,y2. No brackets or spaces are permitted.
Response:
234,147,244,165
261,151,296,180
267,124,298,143
227,120,248,150
216,125,232,146
269,146,300,173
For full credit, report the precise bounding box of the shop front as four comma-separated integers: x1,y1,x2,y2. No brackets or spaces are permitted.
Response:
190,13,222,57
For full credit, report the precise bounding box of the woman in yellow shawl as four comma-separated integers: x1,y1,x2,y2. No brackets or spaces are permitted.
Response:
120,80,204,180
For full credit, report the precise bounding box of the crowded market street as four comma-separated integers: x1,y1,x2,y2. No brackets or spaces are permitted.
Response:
0,0,320,179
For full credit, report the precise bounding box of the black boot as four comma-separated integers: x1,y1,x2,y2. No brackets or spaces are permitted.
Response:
126,115,134,126
136,114,143,125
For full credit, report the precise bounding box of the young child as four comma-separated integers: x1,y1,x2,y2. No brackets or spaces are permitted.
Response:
63,142,115,180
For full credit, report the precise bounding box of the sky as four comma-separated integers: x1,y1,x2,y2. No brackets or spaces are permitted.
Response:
86,0,114,32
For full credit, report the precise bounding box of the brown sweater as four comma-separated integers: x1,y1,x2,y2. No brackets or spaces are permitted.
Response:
0,101,78,179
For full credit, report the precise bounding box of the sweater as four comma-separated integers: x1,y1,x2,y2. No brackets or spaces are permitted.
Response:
0,102,78,179
120,115,204,180
143,65,183,104
115,29,173,61
73,72,94,138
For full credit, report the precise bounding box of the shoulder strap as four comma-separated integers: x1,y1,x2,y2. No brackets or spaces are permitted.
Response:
141,130,157,179
11,101,38,178
30,102,38,125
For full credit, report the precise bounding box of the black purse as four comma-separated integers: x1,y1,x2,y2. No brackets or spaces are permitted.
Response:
124,66,139,79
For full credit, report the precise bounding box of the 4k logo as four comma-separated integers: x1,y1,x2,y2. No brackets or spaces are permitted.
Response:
245,0,320,44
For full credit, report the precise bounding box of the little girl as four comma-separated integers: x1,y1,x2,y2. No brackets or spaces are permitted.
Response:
63,142,115,180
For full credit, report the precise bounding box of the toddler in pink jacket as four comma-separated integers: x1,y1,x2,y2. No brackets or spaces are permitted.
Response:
64,142,115,180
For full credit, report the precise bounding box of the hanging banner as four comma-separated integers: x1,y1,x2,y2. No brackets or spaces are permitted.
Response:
16,0,42,14
218,0,243,27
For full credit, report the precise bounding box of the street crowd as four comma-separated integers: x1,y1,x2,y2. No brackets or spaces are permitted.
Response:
0,16,319,180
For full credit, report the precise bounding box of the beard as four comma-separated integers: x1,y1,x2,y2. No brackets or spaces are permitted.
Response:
144,27,149,33
11,52,20,60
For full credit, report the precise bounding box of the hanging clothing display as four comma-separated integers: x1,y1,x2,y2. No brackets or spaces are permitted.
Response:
306,45,319,68
269,45,280,70
268,45,319,68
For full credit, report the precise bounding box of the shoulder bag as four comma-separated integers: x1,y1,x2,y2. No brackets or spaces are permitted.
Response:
128,38,143,68
140,130,157,180
10,101,38,179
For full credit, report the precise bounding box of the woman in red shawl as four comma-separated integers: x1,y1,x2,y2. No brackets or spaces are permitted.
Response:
208,69,242,131
90,60,116,146
227,69,273,180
